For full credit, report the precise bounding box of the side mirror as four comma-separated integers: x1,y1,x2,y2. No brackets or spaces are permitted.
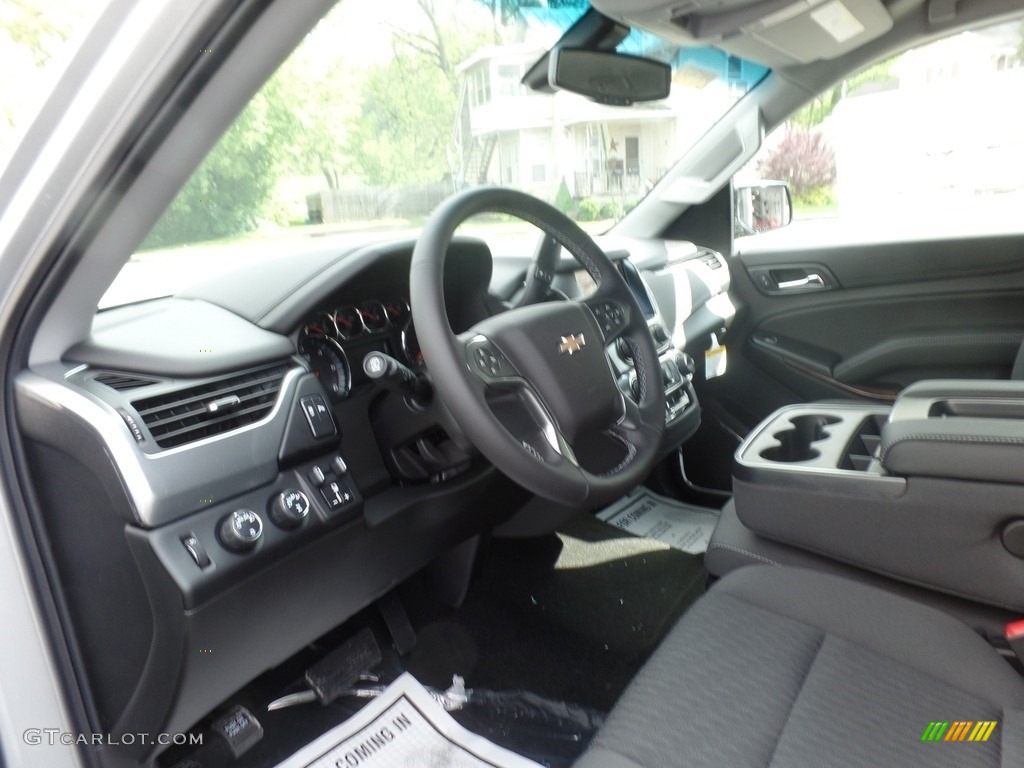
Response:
734,181,793,238
548,48,671,106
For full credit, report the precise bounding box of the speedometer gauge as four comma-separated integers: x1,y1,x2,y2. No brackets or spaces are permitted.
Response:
298,331,351,400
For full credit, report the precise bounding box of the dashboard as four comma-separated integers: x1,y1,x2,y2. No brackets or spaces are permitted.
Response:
297,297,422,401
12,232,732,764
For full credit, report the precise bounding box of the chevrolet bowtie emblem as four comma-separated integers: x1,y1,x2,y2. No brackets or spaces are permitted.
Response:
558,333,586,356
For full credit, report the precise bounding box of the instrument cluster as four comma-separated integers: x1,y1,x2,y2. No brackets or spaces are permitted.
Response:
297,298,423,400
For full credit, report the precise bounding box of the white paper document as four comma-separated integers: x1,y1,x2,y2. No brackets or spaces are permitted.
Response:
273,673,543,768
597,488,719,554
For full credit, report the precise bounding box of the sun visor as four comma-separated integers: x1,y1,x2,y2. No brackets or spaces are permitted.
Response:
592,0,894,67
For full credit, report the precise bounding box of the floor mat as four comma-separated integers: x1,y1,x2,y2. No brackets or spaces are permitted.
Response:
161,512,708,768
401,513,708,716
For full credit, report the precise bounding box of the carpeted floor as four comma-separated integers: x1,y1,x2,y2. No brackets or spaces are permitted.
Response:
160,512,708,768
401,513,708,713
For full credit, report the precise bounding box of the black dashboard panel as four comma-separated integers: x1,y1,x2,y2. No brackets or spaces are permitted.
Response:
66,298,295,377
14,230,724,765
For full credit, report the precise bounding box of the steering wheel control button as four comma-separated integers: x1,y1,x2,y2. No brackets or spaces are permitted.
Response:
268,489,310,530
180,532,211,569
589,300,628,338
300,395,337,439
475,347,502,375
218,509,263,553
320,480,355,513
466,339,514,382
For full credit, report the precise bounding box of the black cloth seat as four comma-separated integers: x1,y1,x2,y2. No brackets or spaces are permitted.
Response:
573,566,1024,767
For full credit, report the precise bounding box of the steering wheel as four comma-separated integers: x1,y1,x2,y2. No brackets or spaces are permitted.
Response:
411,188,665,507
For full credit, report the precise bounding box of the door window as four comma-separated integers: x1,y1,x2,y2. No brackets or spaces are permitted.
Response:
738,19,1024,247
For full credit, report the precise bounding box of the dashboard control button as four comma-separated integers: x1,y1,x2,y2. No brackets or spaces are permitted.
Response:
300,395,337,439
218,509,263,553
320,480,354,512
332,455,348,476
309,465,327,486
268,489,310,530
117,409,146,443
181,532,211,568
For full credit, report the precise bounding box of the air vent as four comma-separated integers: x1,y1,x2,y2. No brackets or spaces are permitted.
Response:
132,363,291,449
93,372,159,391
697,250,724,270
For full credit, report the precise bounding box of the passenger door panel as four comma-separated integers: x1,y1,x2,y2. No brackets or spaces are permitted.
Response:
714,232,1024,429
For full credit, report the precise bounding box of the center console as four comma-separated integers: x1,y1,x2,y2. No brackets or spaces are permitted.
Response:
730,380,1024,613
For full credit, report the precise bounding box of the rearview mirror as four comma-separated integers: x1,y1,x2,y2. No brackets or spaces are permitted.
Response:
548,48,671,106
734,181,793,238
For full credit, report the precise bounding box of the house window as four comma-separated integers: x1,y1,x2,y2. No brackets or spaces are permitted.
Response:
500,136,518,184
470,68,491,106
532,163,546,183
497,63,521,98
625,136,640,176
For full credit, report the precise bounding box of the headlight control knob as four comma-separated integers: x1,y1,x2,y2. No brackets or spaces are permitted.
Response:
218,509,263,552
268,489,310,530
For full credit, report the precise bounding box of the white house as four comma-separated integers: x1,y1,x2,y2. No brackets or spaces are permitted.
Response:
451,42,756,203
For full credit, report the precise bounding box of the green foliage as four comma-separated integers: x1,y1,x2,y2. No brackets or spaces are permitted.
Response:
792,185,836,210
343,0,491,187
791,56,897,128
599,200,623,220
553,178,574,215
1,0,73,66
142,74,303,248
342,54,458,187
576,198,600,221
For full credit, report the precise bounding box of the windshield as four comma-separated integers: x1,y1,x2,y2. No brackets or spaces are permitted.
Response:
101,0,768,308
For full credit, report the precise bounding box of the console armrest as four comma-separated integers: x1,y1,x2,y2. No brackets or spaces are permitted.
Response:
880,418,1024,484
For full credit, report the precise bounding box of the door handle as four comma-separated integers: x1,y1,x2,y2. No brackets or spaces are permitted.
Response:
748,265,837,294
777,273,825,290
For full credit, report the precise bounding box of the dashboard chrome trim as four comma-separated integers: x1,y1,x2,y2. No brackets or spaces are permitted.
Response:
18,365,307,528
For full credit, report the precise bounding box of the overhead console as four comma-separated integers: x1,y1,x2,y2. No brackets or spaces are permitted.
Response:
731,379,1024,613
591,0,894,67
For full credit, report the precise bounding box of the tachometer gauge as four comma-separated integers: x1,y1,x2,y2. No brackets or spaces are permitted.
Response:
317,310,339,337
302,316,335,339
400,324,424,367
383,298,410,328
332,305,364,340
298,332,351,400
357,300,389,332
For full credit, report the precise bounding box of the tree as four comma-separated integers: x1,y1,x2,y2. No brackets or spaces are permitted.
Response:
142,72,306,248
0,0,93,153
343,52,458,187
757,129,835,199
791,56,897,128
344,0,492,187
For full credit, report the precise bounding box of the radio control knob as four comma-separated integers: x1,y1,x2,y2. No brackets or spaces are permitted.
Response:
219,509,263,552
268,489,310,530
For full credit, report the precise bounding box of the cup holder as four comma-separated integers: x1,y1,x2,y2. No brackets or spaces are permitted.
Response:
760,415,841,463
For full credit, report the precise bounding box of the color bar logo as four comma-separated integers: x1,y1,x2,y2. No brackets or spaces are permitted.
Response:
920,721,997,742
